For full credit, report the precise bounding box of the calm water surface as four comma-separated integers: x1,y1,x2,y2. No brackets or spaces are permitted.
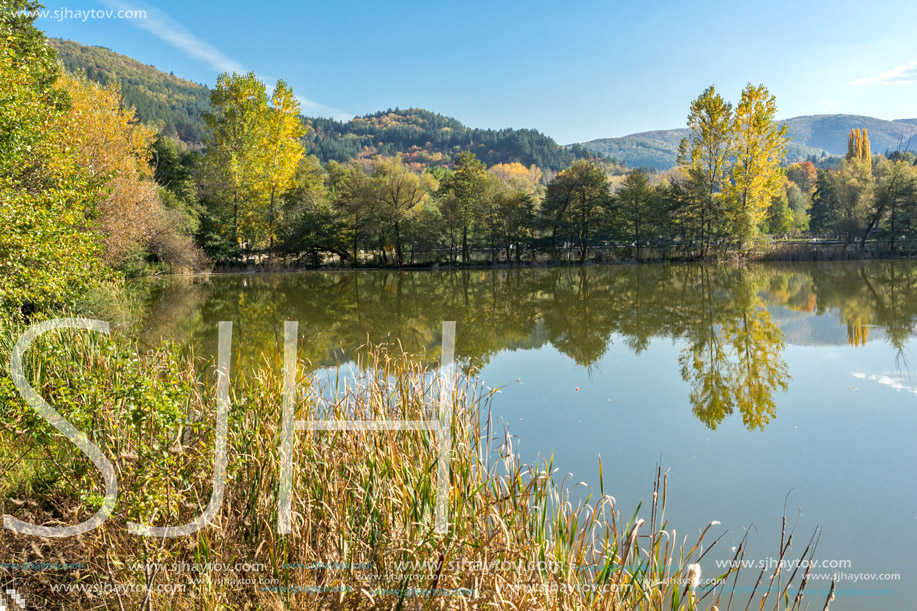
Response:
137,261,917,608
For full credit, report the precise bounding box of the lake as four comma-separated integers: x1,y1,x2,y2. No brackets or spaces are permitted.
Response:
136,261,917,608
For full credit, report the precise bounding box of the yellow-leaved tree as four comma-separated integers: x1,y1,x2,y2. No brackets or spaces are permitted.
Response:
263,79,306,257
58,74,205,271
727,83,788,252
201,72,309,260
488,162,543,195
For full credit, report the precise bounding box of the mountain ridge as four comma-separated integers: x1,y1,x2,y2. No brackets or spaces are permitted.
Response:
579,114,917,170
50,37,917,171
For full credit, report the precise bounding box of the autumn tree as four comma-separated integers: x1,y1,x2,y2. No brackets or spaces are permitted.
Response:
488,162,544,196
263,80,305,258
58,75,204,272
786,161,817,195
846,128,872,165
726,84,788,251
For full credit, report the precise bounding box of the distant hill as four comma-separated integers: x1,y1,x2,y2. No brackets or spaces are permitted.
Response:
783,114,917,155
49,38,211,145
580,129,829,170
305,109,603,171
580,114,917,170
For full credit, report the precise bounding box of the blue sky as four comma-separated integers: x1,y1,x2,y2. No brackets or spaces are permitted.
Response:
36,0,917,144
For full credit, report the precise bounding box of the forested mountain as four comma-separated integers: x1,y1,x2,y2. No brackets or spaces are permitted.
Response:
305,108,602,171
581,115,917,170
50,40,601,170
49,38,211,145
51,38,917,172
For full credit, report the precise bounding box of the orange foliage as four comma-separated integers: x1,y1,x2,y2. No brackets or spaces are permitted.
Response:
786,161,817,195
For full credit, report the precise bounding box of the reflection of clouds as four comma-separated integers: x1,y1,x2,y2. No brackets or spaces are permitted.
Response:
851,372,917,395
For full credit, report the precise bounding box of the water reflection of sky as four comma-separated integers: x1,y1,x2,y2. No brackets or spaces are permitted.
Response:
478,314,917,610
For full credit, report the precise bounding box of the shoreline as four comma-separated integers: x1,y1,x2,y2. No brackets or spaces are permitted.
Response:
158,250,917,278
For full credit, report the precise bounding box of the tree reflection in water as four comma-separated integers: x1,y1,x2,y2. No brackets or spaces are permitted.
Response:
135,261,917,431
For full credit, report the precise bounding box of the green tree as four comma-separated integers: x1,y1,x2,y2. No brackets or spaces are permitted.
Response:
873,159,917,254
279,156,350,265
677,86,734,257
441,151,487,264
0,1,107,313
833,158,874,248
809,169,839,234
785,184,810,233
541,160,609,262
494,189,536,262
200,72,270,256
327,160,373,263
613,169,662,259
369,156,437,265
764,192,793,235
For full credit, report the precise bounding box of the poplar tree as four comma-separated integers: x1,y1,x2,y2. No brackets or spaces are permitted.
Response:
677,86,734,257
727,84,789,251
201,72,270,254
846,128,871,165
264,80,306,258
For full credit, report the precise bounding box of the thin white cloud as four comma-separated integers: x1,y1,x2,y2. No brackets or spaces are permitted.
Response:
851,371,917,395
852,61,917,86
99,0,352,120
99,0,243,74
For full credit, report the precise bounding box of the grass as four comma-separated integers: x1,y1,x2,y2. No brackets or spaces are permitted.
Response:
0,316,834,610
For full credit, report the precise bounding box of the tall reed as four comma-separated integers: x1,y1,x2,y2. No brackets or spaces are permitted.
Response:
0,319,828,610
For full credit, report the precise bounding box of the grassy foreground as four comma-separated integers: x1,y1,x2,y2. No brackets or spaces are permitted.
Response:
0,317,833,610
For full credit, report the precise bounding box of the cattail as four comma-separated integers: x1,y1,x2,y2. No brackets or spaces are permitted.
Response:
685,563,702,589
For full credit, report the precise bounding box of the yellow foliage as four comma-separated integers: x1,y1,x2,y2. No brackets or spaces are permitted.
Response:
58,74,202,270
488,162,543,195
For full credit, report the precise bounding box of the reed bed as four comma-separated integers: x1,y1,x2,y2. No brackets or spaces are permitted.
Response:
0,318,831,610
